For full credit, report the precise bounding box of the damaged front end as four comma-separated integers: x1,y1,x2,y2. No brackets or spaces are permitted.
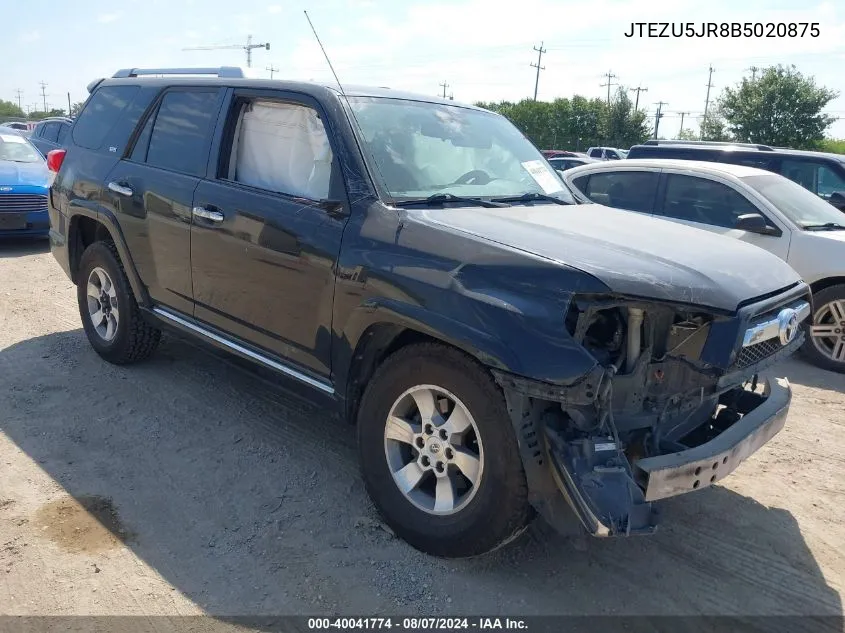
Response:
493,286,812,537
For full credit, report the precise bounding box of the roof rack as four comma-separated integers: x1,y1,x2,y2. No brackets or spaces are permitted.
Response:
111,67,245,78
641,139,774,151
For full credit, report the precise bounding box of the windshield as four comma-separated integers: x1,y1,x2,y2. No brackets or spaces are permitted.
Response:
0,134,43,163
348,97,574,204
742,174,845,228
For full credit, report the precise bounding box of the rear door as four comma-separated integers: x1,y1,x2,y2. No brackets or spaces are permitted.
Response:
653,171,790,259
32,122,59,155
190,89,350,379
105,87,225,315
569,169,660,215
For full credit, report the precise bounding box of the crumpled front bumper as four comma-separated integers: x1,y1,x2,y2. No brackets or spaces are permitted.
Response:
633,374,791,502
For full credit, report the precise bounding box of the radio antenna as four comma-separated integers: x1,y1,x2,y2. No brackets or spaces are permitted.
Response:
304,10,346,96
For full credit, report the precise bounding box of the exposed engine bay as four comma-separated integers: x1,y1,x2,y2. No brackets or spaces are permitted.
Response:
495,292,810,537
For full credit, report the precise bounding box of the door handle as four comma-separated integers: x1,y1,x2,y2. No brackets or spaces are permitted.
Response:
192,206,224,222
107,181,133,197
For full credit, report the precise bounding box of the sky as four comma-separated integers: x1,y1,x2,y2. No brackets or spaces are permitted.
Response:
3,0,845,140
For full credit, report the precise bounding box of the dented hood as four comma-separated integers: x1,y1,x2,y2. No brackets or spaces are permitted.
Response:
418,203,802,312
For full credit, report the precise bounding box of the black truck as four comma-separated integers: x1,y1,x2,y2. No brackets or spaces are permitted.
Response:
47,67,811,557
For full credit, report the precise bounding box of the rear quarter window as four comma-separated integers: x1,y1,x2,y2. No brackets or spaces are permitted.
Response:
72,85,142,151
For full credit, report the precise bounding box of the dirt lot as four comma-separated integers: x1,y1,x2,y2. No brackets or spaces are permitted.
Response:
1,239,844,620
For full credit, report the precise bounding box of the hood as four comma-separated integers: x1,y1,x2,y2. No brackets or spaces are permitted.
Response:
416,203,802,312
0,160,50,188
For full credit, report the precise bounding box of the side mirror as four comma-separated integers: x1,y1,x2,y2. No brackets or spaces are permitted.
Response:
735,213,778,235
828,191,845,211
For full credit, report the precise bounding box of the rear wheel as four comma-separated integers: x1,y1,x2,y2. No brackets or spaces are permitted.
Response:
802,284,845,373
357,343,531,557
77,241,161,364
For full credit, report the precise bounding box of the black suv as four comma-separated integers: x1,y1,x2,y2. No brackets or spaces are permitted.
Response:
48,67,811,557
627,140,845,211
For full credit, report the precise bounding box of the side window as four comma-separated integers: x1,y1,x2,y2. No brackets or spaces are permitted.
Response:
583,171,658,212
130,113,154,163
145,90,220,177
726,155,774,171
588,149,602,158
606,150,620,160
661,174,760,228
781,159,845,199
41,122,60,143
223,99,334,201
72,85,140,150
571,174,590,195
56,123,70,145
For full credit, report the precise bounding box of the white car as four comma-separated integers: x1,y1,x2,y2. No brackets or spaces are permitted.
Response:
562,158,845,373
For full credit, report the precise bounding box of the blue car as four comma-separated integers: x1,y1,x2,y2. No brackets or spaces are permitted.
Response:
0,130,50,238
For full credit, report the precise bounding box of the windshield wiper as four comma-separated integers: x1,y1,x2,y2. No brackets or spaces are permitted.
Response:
803,222,845,231
395,193,510,208
489,192,571,205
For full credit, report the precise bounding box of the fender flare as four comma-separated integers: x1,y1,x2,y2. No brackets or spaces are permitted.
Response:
67,203,151,307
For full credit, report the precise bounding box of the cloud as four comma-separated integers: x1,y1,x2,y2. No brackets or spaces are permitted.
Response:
18,30,40,43
97,13,121,24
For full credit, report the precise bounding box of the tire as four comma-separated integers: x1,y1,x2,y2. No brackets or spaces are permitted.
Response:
357,342,531,557
76,241,161,365
801,284,845,374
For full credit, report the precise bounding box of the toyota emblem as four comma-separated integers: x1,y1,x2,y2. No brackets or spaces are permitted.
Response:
777,308,800,345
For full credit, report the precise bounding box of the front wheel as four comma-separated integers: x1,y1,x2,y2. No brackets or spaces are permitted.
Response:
357,343,531,557
802,284,845,373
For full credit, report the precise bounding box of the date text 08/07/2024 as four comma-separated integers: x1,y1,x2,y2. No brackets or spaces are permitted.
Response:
624,22,820,38
307,617,527,630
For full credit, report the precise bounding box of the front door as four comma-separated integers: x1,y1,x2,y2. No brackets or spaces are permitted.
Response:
190,90,350,379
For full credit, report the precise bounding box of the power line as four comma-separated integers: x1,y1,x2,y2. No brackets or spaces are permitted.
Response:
439,80,450,99
701,65,715,139
600,70,618,105
530,42,546,101
183,34,270,68
653,101,668,139
629,85,648,110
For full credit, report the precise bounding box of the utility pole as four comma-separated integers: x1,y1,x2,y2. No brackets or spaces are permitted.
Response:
439,81,450,99
600,70,619,105
266,64,279,79
746,65,760,81
67,92,72,115
701,65,715,139
39,81,48,112
653,101,668,139
678,111,690,136
14,89,23,111
629,85,648,110
183,34,270,68
530,42,546,101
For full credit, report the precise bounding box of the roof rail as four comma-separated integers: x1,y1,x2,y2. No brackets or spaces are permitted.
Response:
111,67,245,78
641,139,774,151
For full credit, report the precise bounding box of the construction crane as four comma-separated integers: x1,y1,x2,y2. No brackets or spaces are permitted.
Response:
183,34,270,68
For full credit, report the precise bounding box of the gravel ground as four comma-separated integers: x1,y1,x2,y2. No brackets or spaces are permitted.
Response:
0,238,843,621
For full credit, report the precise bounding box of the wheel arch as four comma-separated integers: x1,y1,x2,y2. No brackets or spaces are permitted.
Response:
809,276,845,298
67,205,150,307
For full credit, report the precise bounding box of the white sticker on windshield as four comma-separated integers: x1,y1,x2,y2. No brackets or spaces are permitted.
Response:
521,160,563,194
0,134,25,144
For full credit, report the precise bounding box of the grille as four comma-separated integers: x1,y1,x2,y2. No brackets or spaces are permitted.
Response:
734,338,783,369
0,194,48,212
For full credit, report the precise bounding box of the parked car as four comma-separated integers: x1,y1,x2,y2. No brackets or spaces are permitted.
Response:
548,155,597,172
0,130,51,237
586,146,628,160
627,140,845,212
48,66,810,557
0,121,33,138
541,150,579,159
29,117,74,156
562,158,845,373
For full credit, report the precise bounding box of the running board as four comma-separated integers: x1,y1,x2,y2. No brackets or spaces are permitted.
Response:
151,307,335,395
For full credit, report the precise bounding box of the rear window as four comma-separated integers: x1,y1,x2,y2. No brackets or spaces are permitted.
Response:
72,85,141,150
40,122,60,143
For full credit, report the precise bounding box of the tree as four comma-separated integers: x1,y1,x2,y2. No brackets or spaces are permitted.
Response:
677,127,699,141
604,87,650,149
27,108,66,121
70,101,85,117
0,99,25,119
700,109,732,142
718,65,837,149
